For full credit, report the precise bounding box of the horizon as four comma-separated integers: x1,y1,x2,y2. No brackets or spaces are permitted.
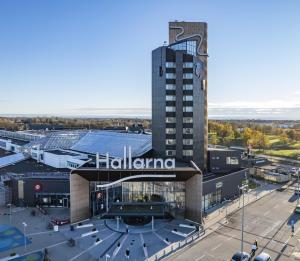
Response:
1,0,300,120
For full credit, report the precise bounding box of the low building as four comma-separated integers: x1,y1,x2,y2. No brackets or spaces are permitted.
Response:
208,148,242,174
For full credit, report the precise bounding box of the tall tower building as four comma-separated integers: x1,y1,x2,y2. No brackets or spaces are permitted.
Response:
152,21,208,170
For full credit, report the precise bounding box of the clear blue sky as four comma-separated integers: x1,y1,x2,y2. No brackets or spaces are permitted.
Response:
0,0,300,119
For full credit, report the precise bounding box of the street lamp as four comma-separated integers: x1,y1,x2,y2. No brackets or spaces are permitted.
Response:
22,222,27,251
238,182,248,260
297,168,300,205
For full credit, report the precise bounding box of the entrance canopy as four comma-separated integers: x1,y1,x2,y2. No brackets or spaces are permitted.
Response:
71,166,200,182
106,202,166,217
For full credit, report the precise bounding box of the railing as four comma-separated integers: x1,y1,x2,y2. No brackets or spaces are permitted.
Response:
147,228,204,261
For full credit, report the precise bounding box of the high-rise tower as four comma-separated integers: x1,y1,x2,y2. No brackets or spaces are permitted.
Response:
152,21,208,170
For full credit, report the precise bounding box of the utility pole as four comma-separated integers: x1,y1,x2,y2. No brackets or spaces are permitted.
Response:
239,182,248,260
297,168,300,205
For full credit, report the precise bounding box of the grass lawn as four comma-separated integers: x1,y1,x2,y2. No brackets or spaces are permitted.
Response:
263,149,300,159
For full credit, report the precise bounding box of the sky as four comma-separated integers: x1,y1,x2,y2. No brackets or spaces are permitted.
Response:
0,0,300,119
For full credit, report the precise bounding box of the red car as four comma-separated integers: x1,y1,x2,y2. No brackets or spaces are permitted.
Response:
51,218,70,226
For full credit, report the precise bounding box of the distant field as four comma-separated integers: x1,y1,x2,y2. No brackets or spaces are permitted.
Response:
263,149,300,159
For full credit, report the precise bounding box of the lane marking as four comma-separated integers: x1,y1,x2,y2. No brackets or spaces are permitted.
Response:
211,243,222,251
195,254,206,261
261,221,281,238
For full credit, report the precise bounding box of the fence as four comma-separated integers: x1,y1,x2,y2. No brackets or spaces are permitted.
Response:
147,229,205,261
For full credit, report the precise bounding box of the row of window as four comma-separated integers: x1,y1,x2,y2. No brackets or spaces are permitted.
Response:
166,139,193,145
166,106,193,112
166,95,193,102
165,73,193,79
165,62,194,68
166,117,193,123
166,128,193,134
166,150,193,157
166,84,193,90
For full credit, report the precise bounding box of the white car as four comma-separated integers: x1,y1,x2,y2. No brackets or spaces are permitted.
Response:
253,252,272,261
231,252,250,261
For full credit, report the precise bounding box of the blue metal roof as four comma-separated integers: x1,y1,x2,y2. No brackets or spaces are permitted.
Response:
71,131,152,158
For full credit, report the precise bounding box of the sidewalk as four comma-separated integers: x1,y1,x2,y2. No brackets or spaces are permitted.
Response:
203,182,281,231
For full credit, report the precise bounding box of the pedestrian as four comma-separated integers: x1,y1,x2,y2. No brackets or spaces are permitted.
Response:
251,240,258,256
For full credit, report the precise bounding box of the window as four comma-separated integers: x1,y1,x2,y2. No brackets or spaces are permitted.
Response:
67,161,79,168
183,150,193,156
183,73,193,79
183,139,193,145
166,150,176,156
166,73,176,79
183,84,193,90
183,106,193,112
183,95,193,101
166,117,176,123
183,128,193,134
166,139,176,145
166,62,176,68
226,157,239,165
170,40,197,56
183,62,193,68
183,117,193,123
166,128,176,134
166,84,176,90
166,106,176,112
166,95,176,101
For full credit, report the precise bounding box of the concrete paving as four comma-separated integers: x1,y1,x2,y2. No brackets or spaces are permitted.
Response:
0,206,197,261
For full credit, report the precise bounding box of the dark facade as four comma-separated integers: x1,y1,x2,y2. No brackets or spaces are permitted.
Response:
202,169,247,211
208,148,242,174
152,22,208,170
10,177,70,207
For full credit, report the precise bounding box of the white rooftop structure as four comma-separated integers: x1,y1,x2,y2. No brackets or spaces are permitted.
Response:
0,153,29,168
71,131,152,158
24,130,87,151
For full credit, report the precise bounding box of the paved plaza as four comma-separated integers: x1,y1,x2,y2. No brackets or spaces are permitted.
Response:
0,206,197,261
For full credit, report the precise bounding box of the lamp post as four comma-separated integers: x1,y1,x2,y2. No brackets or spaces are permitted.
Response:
238,182,248,260
297,168,300,205
22,222,27,251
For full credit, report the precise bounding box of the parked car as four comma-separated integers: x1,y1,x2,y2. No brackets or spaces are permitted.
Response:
253,252,272,261
231,252,250,261
51,218,70,226
294,205,300,214
294,189,300,195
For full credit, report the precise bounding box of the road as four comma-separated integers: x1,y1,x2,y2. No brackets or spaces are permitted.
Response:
166,187,300,261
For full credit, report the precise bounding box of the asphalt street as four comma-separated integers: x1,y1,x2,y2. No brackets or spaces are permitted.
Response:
167,186,300,261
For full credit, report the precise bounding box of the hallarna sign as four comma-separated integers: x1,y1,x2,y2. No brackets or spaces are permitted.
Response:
96,146,175,170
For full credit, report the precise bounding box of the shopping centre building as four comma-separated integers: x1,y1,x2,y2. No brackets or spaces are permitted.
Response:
0,21,248,225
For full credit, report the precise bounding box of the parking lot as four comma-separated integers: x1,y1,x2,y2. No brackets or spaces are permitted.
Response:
167,186,300,261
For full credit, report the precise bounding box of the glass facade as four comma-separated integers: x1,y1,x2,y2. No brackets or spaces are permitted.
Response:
202,188,222,211
122,181,186,217
170,40,197,56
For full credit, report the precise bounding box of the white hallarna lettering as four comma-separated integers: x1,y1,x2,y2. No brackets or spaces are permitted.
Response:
97,146,175,170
